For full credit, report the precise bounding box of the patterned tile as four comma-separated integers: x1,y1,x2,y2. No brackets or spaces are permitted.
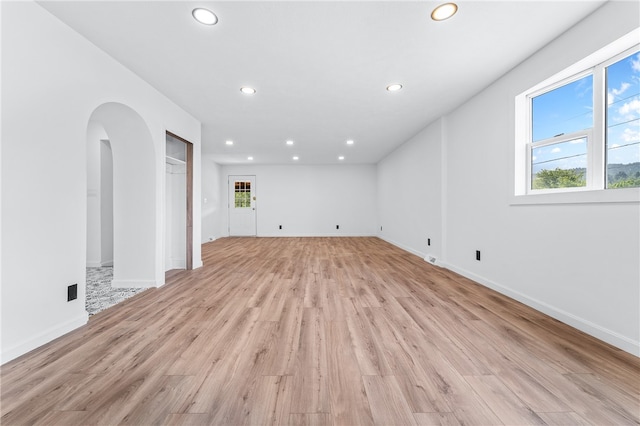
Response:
85,267,147,316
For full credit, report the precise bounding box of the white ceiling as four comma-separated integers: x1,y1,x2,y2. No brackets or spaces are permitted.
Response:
39,1,605,165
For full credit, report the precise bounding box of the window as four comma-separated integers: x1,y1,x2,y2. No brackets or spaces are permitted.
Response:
517,31,640,199
234,181,252,208
530,74,592,190
606,52,640,188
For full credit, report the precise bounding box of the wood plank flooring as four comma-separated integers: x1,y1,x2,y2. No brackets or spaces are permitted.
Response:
2,237,639,425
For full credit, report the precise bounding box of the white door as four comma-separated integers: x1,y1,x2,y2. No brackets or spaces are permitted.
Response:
228,175,256,236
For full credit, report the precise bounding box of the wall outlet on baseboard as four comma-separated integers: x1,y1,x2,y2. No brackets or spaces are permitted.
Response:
425,255,437,265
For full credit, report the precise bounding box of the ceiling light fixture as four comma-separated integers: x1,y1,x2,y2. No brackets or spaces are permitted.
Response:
225,140,234,145
346,140,354,145
192,8,218,25
431,3,458,21
240,87,256,95
386,83,403,92
293,156,299,160
286,140,294,146
338,156,345,161
247,156,254,160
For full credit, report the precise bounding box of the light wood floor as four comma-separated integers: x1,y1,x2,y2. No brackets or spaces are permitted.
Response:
2,237,639,425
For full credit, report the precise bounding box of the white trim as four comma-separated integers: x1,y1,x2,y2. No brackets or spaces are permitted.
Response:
258,233,377,238
377,235,426,259
110,279,156,289
510,186,639,205
379,236,639,357
168,258,186,270
1,312,89,365
439,261,640,357
86,261,102,268
192,259,203,269
514,28,640,202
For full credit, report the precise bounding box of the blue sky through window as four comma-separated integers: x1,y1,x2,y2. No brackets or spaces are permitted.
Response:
532,74,593,142
606,51,640,167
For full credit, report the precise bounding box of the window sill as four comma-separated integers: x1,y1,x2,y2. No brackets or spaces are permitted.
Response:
510,187,640,205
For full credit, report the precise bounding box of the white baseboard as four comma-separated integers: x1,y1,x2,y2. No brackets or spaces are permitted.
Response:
439,261,640,357
377,235,426,259
86,260,113,268
377,237,639,357
192,259,203,269
169,258,186,270
1,311,89,365
111,279,156,289
257,233,377,238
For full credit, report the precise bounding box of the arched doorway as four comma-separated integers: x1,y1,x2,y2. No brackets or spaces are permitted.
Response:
86,103,157,313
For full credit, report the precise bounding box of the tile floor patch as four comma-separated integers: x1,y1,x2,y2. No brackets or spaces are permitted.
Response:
86,267,148,315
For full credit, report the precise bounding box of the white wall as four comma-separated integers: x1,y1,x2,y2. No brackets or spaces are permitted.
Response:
219,164,377,237
165,162,186,271
201,159,225,243
86,121,107,267
100,140,114,266
86,123,114,268
376,1,640,355
378,119,442,259
1,1,202,363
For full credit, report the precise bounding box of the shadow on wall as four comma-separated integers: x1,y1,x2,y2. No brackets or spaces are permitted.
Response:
87,102,157,288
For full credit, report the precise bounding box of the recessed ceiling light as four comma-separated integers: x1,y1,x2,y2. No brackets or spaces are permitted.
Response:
338,156,345,161
192,8,218,25
247,156,254,160
346,140,354,145
286,140,294,146
386,83,403,92
240,87,256,95
431,3,458,21
293,156,299,161
225,140,234,145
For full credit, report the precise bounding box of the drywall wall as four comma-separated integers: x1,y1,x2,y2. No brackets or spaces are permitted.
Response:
201,159,225,243
86,121,108,267
165,163,186,271
377,119,442,259
100,140,114,266
376,1,639,355
219,164,377,237
1,1,202,363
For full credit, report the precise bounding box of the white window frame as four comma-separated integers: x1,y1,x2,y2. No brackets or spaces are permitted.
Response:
513,28,640,204
527,130,593,194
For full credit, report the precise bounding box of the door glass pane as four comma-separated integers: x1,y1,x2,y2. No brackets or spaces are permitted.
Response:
234,181,252,208
532,74,593,142
532,137,587,189
606,51,640,188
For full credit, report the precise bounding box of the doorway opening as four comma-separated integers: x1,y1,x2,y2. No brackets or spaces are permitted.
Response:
165,131,194,273
85,103,157,315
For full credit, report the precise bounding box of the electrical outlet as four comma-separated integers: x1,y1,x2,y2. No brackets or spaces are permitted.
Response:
476,250,481,261
67,284,77,301
336,225,339,230
380,226,383,231
428,238,431,246
279,225,282,229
